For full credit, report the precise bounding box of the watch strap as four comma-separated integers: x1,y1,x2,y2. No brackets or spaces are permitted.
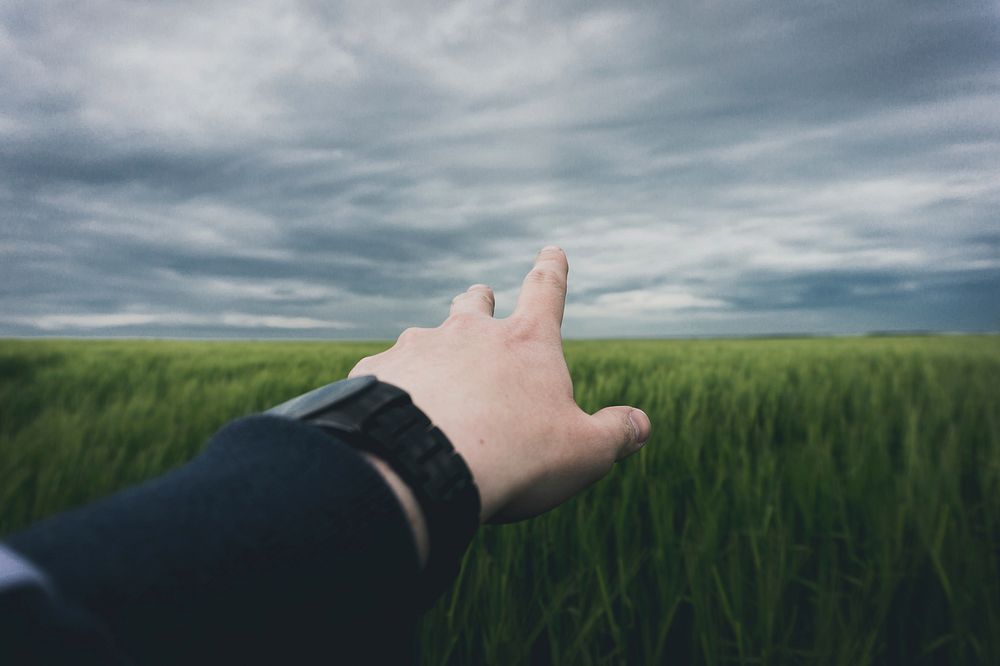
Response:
307,381,480,605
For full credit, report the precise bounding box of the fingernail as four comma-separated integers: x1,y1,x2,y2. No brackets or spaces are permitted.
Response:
628,409,651,445
467,283,491,291
539,245,562,255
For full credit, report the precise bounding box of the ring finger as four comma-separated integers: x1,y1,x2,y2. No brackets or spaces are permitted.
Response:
449,284,496,318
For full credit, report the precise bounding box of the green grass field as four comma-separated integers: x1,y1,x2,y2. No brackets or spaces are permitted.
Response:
1,336,998,664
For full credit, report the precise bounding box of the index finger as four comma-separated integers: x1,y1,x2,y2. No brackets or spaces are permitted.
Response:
512,246,569,329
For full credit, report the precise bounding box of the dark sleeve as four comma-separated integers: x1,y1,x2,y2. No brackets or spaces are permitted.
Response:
2,415,431,665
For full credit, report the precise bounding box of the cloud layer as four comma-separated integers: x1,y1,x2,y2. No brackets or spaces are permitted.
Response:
2,0,998,338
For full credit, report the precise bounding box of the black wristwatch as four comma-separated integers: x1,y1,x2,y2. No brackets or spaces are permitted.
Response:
265,375,481,603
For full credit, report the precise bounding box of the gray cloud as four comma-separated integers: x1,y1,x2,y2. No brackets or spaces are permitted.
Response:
2,0,998,339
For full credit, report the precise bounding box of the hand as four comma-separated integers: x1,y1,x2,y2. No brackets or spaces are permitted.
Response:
349,246,651,524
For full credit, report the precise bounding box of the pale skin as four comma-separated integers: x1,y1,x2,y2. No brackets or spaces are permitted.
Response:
350,246,652,568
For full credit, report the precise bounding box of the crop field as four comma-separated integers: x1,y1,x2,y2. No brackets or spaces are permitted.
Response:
1,336,998,664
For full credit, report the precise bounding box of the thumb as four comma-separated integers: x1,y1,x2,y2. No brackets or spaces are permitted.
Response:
589,406,652,462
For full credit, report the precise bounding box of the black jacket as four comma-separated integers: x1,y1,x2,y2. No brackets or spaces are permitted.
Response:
1,415,448,664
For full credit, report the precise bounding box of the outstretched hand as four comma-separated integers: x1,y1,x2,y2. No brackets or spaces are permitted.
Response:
349,246,651,524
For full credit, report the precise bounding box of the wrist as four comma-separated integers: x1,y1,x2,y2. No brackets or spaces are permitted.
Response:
420,419,499,523
266,375,480,599
358,451,429,570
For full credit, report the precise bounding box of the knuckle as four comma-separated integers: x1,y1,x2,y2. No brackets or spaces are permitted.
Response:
445,312,479,329
598,417,635,464
562,436,614,480
396,327,424,345
583,433,619,471
474,283,494,296
506,315,544,342
348,357,372,378
453,288,494,308
525,267,566,290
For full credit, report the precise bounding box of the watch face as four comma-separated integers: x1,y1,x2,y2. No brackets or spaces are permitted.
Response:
265,375,378,419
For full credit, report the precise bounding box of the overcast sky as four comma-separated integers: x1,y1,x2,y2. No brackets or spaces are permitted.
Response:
2,1,998,339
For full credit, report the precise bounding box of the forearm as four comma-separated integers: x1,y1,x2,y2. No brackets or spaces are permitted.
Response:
359,451,429,569
3,416,424,664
